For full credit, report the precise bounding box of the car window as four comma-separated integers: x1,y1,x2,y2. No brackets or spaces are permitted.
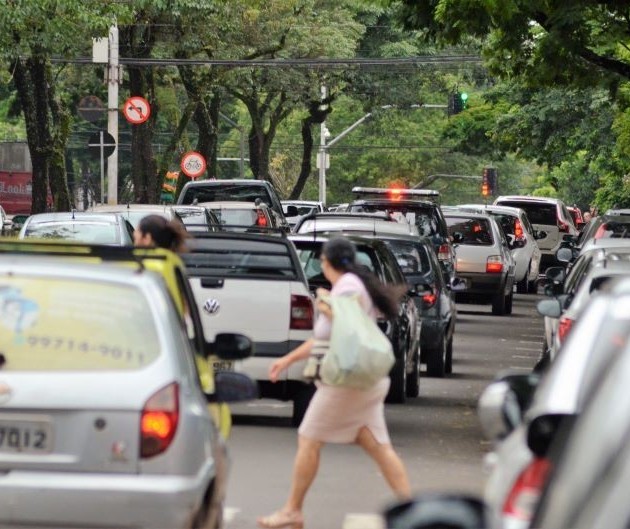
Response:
0,276,160,371
497,201,557,225
595,219,630,239
181,184,273,208
384,240,431,275
24,222,120,244
295,245,376,282
349,203,440,238
211,208,259,226
564,255,593,295
446,217,494,246
521,213,535,236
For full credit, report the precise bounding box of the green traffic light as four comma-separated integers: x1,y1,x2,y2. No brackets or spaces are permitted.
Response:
460,92,468,101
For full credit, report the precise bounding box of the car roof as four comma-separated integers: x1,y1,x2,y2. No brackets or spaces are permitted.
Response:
294,212,419,236
199,201,268,209
443,210,494,221
494,195,564,205
349,197,438,208
183,179,271,187
289,232,391,250
25,212,123,223
90,204,172,212
452,204,525,217
580,237,630,254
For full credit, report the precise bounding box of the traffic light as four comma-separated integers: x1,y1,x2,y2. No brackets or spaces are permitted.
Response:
448,92,468,116
482,167,498,196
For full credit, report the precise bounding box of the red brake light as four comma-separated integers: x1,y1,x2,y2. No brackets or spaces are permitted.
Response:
558,316,574,343
256,210,268,227
291,294,314,330
503,457,552,522
140,382,179,458
422,290,437,308
438,243,451,262
486,256,503,273
514,219,524,239
558,219,569,233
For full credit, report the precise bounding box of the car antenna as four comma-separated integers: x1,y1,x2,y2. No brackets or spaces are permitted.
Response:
71,208,75,220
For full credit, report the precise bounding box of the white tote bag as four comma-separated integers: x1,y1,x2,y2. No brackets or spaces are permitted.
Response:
319,294,394,389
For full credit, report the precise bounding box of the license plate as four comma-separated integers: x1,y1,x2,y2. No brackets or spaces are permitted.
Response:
0,416,53,454
212,360,234,372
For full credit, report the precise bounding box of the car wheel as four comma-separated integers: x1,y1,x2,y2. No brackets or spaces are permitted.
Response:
505,291,513,315
405,347,420,398
292,384,316,427
387,351,407,404
491,289,507,315
445,337,453,374
426,335,446,377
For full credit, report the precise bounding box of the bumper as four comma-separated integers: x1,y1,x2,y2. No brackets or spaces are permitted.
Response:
456,272,506,296
0,467,214,529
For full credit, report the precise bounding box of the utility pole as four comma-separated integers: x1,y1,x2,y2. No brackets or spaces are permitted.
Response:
107,24,120,205
318,86,328,204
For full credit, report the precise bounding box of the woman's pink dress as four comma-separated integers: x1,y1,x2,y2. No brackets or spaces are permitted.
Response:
298,272,392,444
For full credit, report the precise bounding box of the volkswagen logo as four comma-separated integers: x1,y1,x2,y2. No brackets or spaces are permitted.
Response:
203,298,221,315
0,382,12,405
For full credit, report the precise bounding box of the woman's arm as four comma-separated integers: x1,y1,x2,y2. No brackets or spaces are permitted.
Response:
268,338,314,382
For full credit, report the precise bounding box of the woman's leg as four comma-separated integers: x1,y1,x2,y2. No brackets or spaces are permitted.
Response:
356,426,411,498
258,435,323,528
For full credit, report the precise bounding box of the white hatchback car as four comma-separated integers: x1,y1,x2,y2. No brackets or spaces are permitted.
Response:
0,257,256,529
454,204,542,293
293,211,419,237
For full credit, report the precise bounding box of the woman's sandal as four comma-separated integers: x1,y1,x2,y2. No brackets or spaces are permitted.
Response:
257,509,304,529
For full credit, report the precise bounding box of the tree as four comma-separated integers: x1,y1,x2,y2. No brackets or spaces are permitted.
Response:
0,1,129,213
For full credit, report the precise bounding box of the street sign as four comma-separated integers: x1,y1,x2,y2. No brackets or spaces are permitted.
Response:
180,151,207,179
88,131,116,158
78,95,105,123
123,96,151,124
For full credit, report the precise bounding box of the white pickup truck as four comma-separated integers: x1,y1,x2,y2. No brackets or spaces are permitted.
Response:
182,232,315,426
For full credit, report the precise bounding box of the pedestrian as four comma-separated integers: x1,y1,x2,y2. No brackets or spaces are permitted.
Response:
257,236,411,529
583,211,592,224
133,214,189,253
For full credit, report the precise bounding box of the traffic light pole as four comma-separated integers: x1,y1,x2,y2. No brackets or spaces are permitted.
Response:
107,24,119,205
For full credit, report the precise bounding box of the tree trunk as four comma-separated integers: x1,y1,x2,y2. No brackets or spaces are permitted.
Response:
289,117,314,199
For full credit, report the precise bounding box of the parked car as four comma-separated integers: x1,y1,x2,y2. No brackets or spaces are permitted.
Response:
200,200,280,232
181,231,316,426
574,210,630,253
493,195,578,270
293,211,419,237
290,233,421,402
0,254,256,529
281,200,325,228
361,232,464,377
346,186,456,280
452,204,543,293
176,178,290,231
444,210,517,315
18,212,134,246
480,281,630,529
385,278,630,529
0,204,12,235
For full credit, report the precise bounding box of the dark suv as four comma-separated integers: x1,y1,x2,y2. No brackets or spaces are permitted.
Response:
290,233,421,403
177,179,291,231
346,187,456,280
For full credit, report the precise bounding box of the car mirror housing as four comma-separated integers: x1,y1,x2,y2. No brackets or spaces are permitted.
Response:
527,413,575,458
207,371,259,403
383,494,489,529
449,277,468,292
537,298,563,318
534,230,547,240
451,232,464,244
206,333,253,360
556,247,574,263
510,238,526,250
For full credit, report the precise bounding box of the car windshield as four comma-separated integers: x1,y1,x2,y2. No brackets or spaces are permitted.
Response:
0,275,160,371
446,217,494,245
498,201,557,225
285,205,318,216
181,184,273,208
24,222,119,244
296,245,376,283
348,203,439,238
211,208,259,226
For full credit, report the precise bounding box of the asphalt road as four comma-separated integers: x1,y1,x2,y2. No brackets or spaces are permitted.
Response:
223,291,545,529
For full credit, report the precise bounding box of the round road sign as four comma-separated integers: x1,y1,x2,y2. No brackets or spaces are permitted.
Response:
123,96,151,124
181,151,207,179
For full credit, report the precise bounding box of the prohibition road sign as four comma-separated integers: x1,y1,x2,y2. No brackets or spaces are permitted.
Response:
181,151,207,179
123,96,151,124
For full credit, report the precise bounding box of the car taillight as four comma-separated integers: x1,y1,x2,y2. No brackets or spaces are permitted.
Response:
438,243,451,262
422,289,437,308
290,294,314,330
140,382,179,458
486,256,503,273
256,210,268,227
558,219,569,233
558,315,574,343
514,219,525,240
502,457,552,523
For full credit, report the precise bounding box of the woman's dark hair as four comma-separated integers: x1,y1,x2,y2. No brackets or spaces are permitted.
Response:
137,214,190,253
322,236,403,319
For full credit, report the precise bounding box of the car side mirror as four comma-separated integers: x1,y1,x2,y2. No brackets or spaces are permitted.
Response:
545,266,566,284
534,230,547,240
285,206,299,217
555,247,574,263
206,371,259,403
451,232,463,244
478,372,540,441
510,238,526,249
449,277,468,292
537,298,563,318
205,333,253,360
383,494,490,529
